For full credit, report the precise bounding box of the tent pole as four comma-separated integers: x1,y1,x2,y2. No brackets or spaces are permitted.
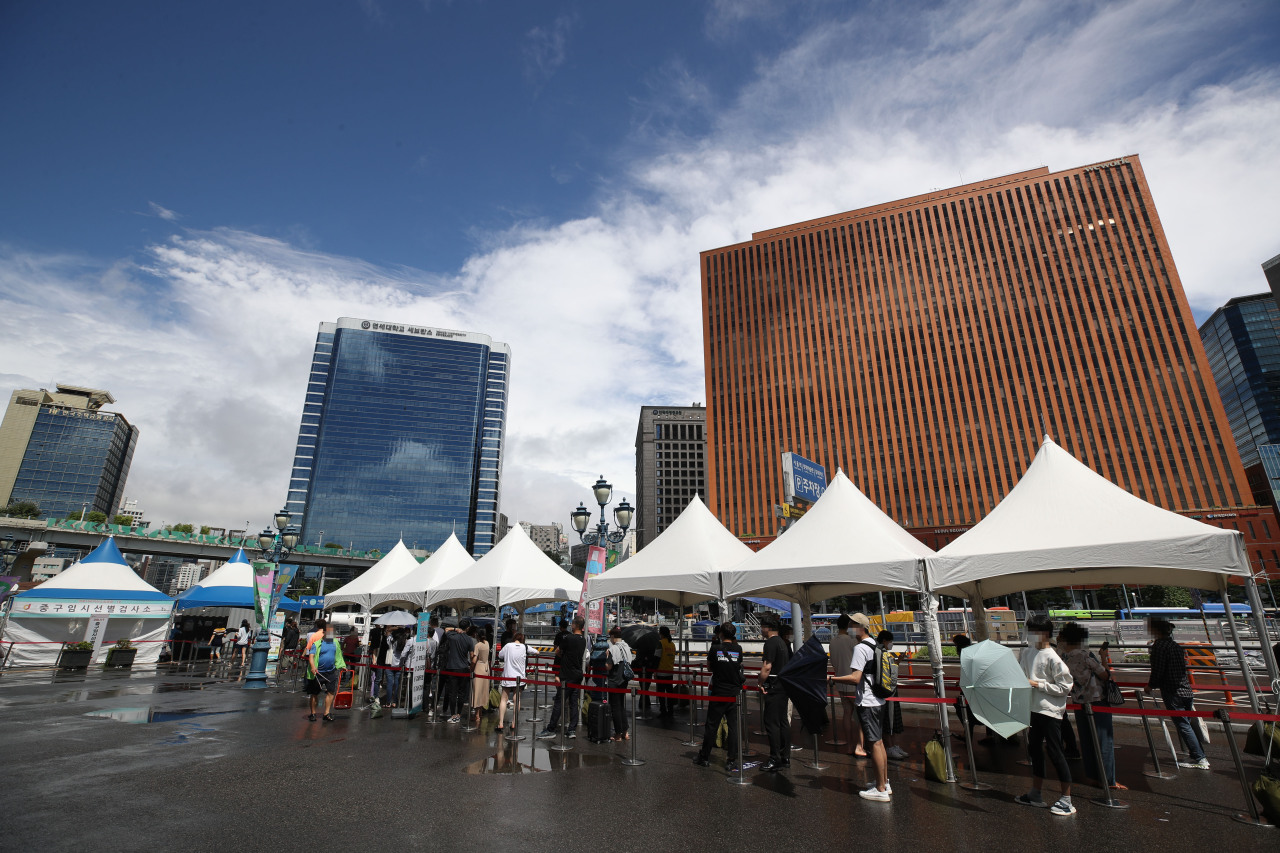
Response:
971,581,990,642
1217,575,1261,722
1244,578,1279,697
918,562,957,782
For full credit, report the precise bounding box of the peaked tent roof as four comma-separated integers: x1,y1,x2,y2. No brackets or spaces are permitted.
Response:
175,548,301,611
325,540,422,609
425,523,578,610
720,470,931,607
16,537,172,602
368,533,476,609
927,437,1251,599
587,495,753,606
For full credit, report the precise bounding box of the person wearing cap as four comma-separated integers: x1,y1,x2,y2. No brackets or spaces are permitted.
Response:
756,612,793,772
833,612,891,802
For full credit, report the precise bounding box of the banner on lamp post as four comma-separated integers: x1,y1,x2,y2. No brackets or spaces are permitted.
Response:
251,562,275,629
0,576,20,607
267,564,298,618
578,545,607,635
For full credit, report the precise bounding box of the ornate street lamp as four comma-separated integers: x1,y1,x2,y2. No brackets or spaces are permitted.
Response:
569,477,633,632
244,508,298,689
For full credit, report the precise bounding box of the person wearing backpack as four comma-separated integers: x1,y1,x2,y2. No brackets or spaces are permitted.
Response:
833,613,891,802
605,626,634,741
876,630,908,761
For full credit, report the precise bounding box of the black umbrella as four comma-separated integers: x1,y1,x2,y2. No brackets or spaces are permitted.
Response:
777,634,830,735
622,625,660,666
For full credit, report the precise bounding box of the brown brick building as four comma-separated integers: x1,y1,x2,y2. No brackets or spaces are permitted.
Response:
700,156,1280,578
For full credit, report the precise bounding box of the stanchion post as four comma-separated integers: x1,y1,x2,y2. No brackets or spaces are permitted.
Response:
1083,702,1128,809
461,669,480,732
806,731,829,771
622,683,644,766
1215,708,1274,827
1134,690,1175,780
824,677,846,746
957,695,992,791
680,671,701,747
505,676,526,742
548,677,572,752
728,689,751,786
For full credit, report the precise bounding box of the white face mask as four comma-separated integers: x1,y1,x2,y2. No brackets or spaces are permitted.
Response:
325,630,334,640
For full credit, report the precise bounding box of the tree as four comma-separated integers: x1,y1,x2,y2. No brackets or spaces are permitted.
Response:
323,542,343,550
199,525,211,536
3,500,40,519
111,514,135,526
84,511,107,524
166,523,195,534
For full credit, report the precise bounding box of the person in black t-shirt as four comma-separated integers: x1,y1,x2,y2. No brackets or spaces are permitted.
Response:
694,622,745,770
757,613,793,772
441,618,477,723
539,617,587,738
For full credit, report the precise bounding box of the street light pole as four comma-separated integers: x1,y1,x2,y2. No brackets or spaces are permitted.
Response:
569,476,634,633
243,507,299,689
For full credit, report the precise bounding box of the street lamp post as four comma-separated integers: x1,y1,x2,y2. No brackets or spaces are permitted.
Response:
244,507,299,689
1,534,18,575
569,476,634,632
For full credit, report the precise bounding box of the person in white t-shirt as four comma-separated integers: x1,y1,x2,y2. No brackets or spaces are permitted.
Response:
833,613,890,802
829,614,863,757
1016,614,1076,816
497,633,528,733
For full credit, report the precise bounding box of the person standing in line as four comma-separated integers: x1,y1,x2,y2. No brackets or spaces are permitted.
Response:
280,618,299,673
657,626,677,718
234,620,252,666
442,618,476,723
833,613,891,802
497,632,528,733
383,628,408,709
307,622,347,722
471,626,491,724
830,614,863,757
538,617,587,739
876,629,909,761
693,622,745,770
1058,622,1124,790
605,626,634,742
367,623,386,705
1016,614,1076,816
1146,617,1209,769
757,613,793,772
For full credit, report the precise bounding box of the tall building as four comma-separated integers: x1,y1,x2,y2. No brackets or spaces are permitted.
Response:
1199,293,1280,506
701,156,1278,573
284,318,511,556
1262,253,1280,312
634,405,706,549
0,385,138,520
519,521,565,556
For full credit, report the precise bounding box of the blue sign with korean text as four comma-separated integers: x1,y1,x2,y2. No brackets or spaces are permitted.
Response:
782,452,828,503
298,595,325,609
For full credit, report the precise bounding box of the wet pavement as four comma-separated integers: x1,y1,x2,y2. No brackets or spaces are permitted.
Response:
0,664,1274,852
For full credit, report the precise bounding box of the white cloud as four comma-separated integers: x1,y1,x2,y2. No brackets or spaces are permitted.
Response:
147,202,180,221
1,0,1278,538
523,13,577,89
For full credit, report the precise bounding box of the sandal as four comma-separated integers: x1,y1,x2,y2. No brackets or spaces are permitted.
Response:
323,714,335,722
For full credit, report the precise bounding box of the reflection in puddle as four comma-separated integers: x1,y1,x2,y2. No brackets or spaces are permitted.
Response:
465,742,615,775
84,707,245,724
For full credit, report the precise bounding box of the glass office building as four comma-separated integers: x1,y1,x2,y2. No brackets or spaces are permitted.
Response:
1200,293,1280,505
284,318,511,556
0,385,138,520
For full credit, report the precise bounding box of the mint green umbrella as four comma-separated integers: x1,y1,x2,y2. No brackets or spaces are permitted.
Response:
960,640,1031,739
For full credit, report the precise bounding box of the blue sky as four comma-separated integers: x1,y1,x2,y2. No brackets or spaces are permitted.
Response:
2,0,1280,535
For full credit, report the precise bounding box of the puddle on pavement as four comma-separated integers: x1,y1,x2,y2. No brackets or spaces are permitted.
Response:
464,743,615,775
84,707,246,724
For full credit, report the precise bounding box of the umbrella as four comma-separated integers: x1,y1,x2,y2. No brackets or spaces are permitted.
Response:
959,640,1031,739
777,634,830,735
373,611,417,626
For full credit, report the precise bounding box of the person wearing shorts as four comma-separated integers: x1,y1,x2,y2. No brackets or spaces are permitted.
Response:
307,624,346,722
834,613,890,802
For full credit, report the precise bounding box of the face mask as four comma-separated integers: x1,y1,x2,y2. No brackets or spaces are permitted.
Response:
325,630,334,640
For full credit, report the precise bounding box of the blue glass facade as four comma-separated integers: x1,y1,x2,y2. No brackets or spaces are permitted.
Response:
1200,293,1280,505
10,406,138,519
285,319,510,556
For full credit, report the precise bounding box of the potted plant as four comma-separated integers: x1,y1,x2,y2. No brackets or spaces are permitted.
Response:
57,641,95,670
105,637,137,668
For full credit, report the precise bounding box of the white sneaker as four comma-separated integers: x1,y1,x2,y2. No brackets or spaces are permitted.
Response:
865,781,893,794
859,786,892,802
886,745,909,761
1177,758,1210,770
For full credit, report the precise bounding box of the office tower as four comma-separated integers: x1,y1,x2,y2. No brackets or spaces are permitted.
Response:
1262,253,1280,312
701,156,1278,571
0,385,138,520
1200,293,1280,511
634,405,706,550
285,318,511,556
519,521,565,557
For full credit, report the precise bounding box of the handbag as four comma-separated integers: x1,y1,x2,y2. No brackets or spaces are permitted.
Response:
924,733,949,782
1253,718,1280,823
1102,676,1124,707
489,686,501,709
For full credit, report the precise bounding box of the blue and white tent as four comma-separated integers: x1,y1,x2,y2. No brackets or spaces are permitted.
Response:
175,548,301,612
7,537,174,667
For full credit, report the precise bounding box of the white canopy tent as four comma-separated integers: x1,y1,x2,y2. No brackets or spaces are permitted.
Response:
6,537,174,667
586,495,753,609
927,436,1278,709
368,533,475,610
424,524,579,612
325,540,422,610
